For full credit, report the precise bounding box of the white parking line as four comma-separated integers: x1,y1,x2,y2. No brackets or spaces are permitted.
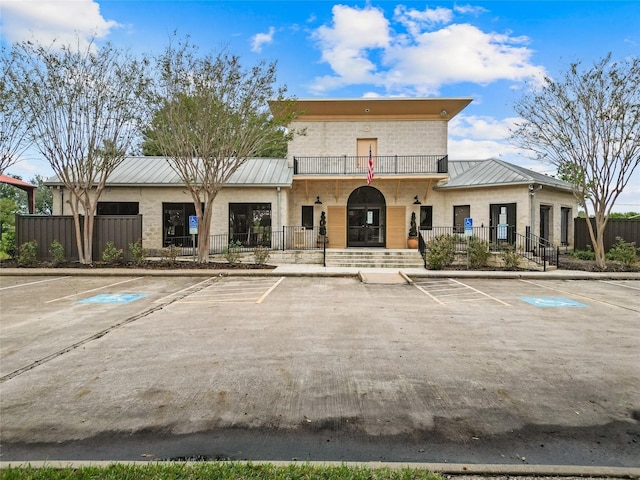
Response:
414,278,510,306
413,284,445,305
173,277,285,304
256,277,285,304
449,279,511,306
0,276,70,291
45,277,144,303
601,280,640,290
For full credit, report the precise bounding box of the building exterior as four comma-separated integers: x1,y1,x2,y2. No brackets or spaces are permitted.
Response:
47,97,578,253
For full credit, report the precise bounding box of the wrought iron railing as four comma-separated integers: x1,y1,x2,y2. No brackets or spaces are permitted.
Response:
163,226,326,256
293,155,448,175
420,226,559,271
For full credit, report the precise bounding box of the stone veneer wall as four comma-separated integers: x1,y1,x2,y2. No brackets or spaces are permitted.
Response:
288,119,448,160
52,185,288,251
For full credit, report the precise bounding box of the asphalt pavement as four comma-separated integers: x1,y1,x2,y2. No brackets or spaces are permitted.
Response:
1,264,639,476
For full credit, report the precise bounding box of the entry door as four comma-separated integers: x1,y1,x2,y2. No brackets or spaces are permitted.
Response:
540,206,551,243
348,206,383,246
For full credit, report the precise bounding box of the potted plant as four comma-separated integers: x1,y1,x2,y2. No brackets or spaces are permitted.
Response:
407,211,418,249
318,211,328,247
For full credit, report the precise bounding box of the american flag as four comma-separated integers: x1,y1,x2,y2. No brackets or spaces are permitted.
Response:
367,144,374,185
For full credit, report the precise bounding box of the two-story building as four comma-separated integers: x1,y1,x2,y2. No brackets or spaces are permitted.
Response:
47,97,578,254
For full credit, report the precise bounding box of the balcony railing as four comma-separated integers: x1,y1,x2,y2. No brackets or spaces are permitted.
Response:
293,155,448,175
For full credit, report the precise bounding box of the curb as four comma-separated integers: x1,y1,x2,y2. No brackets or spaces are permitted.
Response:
0,460,638,477
1,267,639,281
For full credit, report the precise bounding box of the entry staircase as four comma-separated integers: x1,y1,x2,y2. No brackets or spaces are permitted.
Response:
324,248,424,268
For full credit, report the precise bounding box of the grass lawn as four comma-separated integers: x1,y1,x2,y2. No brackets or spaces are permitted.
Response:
0,462,444,479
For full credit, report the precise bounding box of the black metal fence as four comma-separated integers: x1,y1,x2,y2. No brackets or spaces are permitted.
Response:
165,226,326,256
419,226,559,270
293,155,448,175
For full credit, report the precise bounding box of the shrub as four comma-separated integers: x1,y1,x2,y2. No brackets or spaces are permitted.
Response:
17,240,38,267
253,245,270,265
425,234,455,270
500,244,521,270
49,240,65,266
129,240,147,266
1,229,16,259
102,241,123,264
161,244,180,265
573,247,596,260
223,240,242,265
467,236,490,269
606,237,638,267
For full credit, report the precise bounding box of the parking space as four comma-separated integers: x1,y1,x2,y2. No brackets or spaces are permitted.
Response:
1,275,639,465
412,278,511,306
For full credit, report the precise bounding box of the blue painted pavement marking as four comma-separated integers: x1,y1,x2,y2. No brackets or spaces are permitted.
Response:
519,297,588,308
78,294,148,304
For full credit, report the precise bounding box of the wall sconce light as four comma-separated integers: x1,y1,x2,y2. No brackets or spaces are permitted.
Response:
413,195,422,205
315,196,322,204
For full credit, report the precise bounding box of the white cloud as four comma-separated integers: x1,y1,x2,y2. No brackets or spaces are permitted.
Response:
310,4,390,92
453,4,489,16
394,5,452,36
310,4,546,96
251,26,275,53
0,0,120,49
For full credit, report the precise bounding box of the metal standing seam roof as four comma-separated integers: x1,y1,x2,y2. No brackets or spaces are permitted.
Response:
45,156,293,187
440,158,573,191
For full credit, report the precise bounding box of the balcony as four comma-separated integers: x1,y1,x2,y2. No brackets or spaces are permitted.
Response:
293,155,448,176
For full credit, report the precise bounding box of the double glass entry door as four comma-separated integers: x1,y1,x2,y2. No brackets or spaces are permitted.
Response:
348,207,384,247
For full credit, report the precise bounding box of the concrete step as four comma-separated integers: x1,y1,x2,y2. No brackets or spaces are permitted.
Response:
325,249,424,268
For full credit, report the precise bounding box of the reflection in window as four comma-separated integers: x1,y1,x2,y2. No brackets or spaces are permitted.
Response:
229,203,272,247
419,206,433,230
97,202,139,215
453,205,470,233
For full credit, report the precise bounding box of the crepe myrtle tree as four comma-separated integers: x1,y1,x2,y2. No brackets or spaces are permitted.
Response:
512,54,640,269
145,36,298,263
0,46,33,175
8,39,150,264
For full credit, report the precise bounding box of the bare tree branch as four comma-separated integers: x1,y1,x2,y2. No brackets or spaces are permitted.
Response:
145,36,298,262
512,54,640,269
7,38,151,263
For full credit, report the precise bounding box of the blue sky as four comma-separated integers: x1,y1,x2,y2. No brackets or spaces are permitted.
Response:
1,0,639,212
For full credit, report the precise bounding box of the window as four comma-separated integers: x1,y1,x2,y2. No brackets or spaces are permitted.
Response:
301,206,314,228
229,203,272,247
163,202,198,247
453,205,470,233
419,205,433,230
561,207,571,246
489,203,516,243
97,202,139,215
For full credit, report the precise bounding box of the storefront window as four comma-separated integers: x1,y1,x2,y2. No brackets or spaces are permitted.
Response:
229,203,272,247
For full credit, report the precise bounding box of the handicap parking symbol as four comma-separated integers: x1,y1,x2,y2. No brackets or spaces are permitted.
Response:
519,297,588,308
78,293,148,304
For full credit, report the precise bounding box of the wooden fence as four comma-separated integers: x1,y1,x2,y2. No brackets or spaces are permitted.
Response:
15,214,142,261
574,217,640,252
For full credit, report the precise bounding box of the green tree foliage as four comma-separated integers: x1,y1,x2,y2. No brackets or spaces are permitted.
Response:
512,54,640,269
7,39,151,264
146,35,298,262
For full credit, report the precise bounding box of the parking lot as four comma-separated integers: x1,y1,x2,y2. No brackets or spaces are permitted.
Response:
1,274,639,466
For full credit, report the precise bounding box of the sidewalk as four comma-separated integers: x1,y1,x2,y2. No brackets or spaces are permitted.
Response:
1,264,640,280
